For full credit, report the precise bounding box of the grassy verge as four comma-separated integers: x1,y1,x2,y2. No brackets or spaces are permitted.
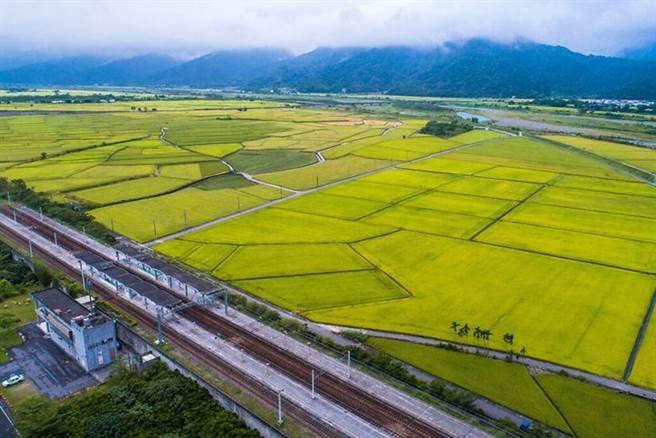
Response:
370,336,656,438
0,379,42,408
0,293,36,363
536,373,656,438
368,337,570,432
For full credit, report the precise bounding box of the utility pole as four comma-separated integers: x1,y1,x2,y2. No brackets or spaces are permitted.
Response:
6,192,10,206
277,390,284,425
12,208,17,223
224,290,229,316
152,219,157,239
183,210,188,227
81,269,87,291
311,369,316,399
53,232,58,246
347,350,351,379
156,307,164,345
28,240,33,257
39,206,43,221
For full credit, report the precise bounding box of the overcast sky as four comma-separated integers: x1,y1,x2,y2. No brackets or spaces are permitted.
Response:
1,0,655,58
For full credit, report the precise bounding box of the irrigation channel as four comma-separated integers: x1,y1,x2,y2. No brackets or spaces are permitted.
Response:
0,204,486,438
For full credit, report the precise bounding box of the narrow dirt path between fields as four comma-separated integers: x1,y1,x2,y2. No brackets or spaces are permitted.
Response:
145,134,503,246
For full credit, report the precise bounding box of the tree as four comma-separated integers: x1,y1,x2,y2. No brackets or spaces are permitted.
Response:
450,321,460,332
503,333,514,345
458,323,470,337
473,326,482,339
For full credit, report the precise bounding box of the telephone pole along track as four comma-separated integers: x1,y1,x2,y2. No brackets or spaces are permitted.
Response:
0,205,490,438
0,219,338,437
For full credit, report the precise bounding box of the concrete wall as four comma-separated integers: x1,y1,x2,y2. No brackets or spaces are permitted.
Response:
72,319,118,371
114,321,286,438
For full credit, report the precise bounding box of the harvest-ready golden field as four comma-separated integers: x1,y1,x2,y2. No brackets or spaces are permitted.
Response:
156,130,656,386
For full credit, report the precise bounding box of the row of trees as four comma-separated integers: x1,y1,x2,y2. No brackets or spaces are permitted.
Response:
15,362,260,437
420,119,473,138
450,321,520,349
0,178,115,244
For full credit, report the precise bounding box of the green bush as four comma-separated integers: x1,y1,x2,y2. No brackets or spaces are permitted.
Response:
420,120,473,138
15,362,259,437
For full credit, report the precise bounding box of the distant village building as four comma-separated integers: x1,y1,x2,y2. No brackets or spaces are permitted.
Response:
32,288,118,372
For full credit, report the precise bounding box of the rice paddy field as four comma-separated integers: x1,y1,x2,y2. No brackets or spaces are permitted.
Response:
0,99,438,241
543,135,656,174
2,96,655,432
157,133,656,387
370,337,656,437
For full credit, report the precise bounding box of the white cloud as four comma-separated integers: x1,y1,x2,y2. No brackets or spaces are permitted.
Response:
0,0,654,57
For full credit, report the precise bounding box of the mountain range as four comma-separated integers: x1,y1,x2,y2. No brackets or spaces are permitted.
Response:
1,40,655,98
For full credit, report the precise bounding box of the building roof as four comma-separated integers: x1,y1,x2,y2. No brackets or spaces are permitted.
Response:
75,250,113,269
32,288,91,323
130,280,181,308
113,243,145,259
114,244,216,294
142,255,216,293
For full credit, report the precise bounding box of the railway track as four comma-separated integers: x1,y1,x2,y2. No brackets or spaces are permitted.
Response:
0,214,339,438
0,205,454,438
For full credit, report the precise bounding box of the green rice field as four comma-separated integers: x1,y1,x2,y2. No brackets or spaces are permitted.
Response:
370,337,656,437
1,98,655,429
156,134,656,386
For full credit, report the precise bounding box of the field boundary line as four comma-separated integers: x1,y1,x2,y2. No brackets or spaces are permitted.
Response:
347,243,415,298
178,243,239,273
61,174,157,195
534,136,656,186
623,289,656,382
318,323,656,401
475,232,656,275
217,266,377,282
468,184,546,241
528,199,656,221
165,128,301,194
82,171,233,208
502,217,656,245
144,134,506,246
529,375,576,436
2,135,149,170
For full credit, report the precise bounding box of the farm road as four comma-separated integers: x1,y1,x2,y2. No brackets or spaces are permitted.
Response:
145,135,497,246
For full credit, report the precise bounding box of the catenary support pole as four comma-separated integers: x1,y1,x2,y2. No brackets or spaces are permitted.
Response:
156,307,164,345
277,390,284,425
347,350,351,379
311,369,316,399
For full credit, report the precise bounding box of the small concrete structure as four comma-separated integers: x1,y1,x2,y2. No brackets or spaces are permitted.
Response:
31,288,117,372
